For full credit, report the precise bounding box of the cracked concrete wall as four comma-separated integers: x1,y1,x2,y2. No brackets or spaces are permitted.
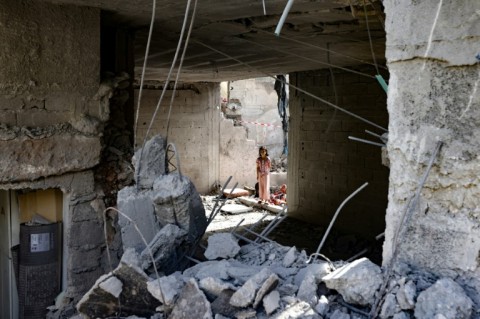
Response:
383,0,480,304
0,0,102,182
287,67,389,239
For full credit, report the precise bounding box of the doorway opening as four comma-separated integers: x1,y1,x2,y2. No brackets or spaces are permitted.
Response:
0,188,66,319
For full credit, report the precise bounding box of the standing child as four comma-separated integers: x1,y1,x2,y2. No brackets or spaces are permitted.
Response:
256,146,271,203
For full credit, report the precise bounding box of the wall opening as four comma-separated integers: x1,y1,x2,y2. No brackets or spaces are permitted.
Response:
0,188,65,319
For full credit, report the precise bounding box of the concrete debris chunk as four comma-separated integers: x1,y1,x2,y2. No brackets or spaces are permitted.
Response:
230,268,273,308
117,186,160,253
314,295,329,316
199,277,237,298
153,173,207,243
274,300,320,319
210,289,238,318
147,272,184,306
77,249,160,318
297,272,318,306
392,312,410,319
294,262,331,288
396,280,416,310
379,293,397,319
414,278,473,319
253,274,279,308
322,257,382,306
205,233,241,260
184,260,231,281
220,204,253,214
133,135,166,189
140,223,188,274
235,309,257,319
330,309,351,319
263,290,280,315
98,276,123,299
282,246,297,267
168,278,213,319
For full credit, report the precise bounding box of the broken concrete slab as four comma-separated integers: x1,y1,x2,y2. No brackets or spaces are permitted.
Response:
414,278,473,319
263,290,280,315
152,173,207,243
238,196,285,213
147,272,185,306
396,279,416,310
183,260,231,281
322,257,382,306
297,272,318,306
133,135,166,189
140,223,188,275
117,186,160,253
199,277,237,298
168,278,213,319
220,204,253,214
223,188,251,198
77,249,160,318
252,273,279,309
204,232,241,260
230,268,273,308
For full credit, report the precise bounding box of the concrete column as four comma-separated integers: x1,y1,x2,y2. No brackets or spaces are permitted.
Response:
383,0,480,302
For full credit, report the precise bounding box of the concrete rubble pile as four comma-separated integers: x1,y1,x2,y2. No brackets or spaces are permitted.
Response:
73,135,475,318
75,233,475,319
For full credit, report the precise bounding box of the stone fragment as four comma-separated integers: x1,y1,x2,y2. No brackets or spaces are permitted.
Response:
133,135,166,189
274,300,320,319
147,273,184,306
282,246,297,267
234,309,257,319
414,278,473,319
99,276,123,298
77,249,160,318
230,268,272,308
263,290,280,316
153,173,207,242
393,312,410,319
380,293,397,319
199,277,237,298
117,186,160,253
297,272,318,306
168,278,213,319
294,262,331,287
140,224,188,274
253,274,279,308
205,233,241,260
220,204,253,214
396,280,416,310
227,265,262,284
330,309,351,319
322,258,382,306
314,295,329,316
210,289,237,318
184,260,231,281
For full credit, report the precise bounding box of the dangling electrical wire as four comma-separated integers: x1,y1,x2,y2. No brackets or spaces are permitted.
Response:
195,40,387,132
136,0,193,190
134,0,157,147
165,0,199,144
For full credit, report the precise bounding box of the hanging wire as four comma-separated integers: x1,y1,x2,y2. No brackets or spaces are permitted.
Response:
134,0,157,147
251,27,388,70
194,40,388,132
165,0,199,143
363,0,380,75
238,36,376,79
135,0,193,190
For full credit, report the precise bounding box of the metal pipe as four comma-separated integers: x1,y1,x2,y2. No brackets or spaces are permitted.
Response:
275,0,295,36
240,226,275,243
255,207,287,242
233,233,260,245
348,136,386,147
261,215,288,241
313,182,369,261
262,0,266,15
230,218,245,234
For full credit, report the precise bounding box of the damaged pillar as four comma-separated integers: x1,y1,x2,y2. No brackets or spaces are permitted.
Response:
383,0,480,304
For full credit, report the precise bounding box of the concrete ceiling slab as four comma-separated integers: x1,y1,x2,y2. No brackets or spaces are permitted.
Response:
42,0,386,82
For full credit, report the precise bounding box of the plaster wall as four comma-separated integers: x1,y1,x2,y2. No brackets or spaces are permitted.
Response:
222,78,285,158
287,67,389,238
134,85,220,194
383,0,480,304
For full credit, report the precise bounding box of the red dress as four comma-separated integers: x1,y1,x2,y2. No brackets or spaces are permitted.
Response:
256,156,271,201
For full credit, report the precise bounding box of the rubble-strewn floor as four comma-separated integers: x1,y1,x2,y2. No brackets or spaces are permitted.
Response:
202,196,383,266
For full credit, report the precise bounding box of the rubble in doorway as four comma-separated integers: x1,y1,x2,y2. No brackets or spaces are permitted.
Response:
68,135,476,319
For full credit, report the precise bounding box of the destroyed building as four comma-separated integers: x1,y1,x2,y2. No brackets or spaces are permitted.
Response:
0,0,479,318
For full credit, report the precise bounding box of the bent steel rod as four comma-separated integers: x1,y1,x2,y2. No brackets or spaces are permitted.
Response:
313,182,369,262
